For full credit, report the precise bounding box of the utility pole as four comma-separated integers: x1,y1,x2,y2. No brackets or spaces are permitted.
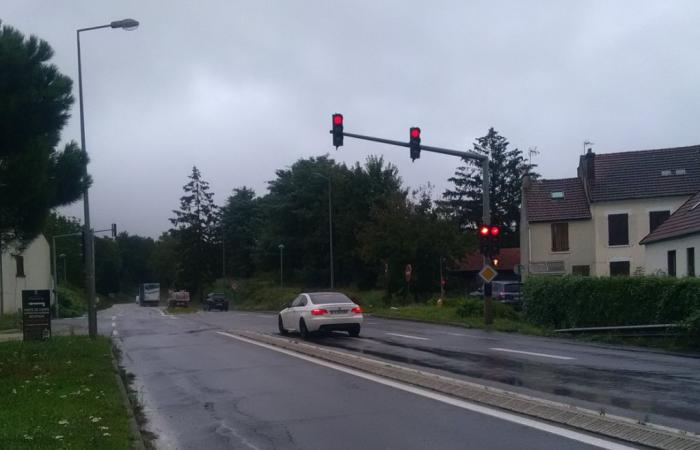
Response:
278,244,284,288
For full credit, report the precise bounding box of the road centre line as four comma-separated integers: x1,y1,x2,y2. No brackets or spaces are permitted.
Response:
490,347,575,360
385,332,430,341
215,331,632,450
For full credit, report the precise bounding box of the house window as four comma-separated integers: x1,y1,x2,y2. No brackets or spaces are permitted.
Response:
551,223,569,252
608,214,629,246
649,211,670,233
687,248,694,277
572,265,590,276
15,255,25,277
667,250,676,277
609,261,630,276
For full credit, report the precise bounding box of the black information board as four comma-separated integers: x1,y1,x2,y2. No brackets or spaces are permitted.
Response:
22,290,51,341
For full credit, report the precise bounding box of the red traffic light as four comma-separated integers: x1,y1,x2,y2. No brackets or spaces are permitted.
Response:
333,114,343,126
410,127,421,139
490,226,500,236
479,225,490,236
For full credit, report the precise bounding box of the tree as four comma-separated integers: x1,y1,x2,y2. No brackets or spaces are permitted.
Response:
151,232,179,290
94,236,121,294
43,212,84,287
439,128,536,247
170,166,220,299
116,233,156,290
0,21,89,248
221,187,261,278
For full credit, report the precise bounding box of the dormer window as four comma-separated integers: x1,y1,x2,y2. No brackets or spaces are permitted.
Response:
550,191,565,199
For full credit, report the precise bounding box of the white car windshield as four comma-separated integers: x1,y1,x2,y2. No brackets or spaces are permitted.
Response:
308,293,353,305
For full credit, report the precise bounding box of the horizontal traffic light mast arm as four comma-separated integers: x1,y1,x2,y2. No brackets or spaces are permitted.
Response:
335,131,487,162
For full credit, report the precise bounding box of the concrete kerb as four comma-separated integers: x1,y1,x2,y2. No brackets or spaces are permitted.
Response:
110,340,147,450
233,330,700,450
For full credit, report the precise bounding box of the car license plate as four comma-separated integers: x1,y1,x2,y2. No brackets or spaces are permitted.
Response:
330,309,347,315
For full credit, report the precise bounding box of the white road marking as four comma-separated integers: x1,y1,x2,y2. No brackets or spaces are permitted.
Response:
158,309,178,320
490,348,575,360
366,321,379,325
111,315,116,321
385,332,430,341
216,331,633,450
443,332,476,337
112,329,119,337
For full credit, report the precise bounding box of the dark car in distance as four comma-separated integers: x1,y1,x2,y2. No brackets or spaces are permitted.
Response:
203,292,229,311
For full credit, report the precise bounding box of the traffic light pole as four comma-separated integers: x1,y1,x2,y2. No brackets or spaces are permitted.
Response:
333,126,493,325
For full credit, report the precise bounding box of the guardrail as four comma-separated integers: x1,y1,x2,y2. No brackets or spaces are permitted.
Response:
554,324,682,337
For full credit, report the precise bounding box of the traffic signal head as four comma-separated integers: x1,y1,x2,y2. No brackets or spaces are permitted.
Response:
479,225,490,236
409,127,421,161
111,223,117,238
332,113,344,148
490,226,500,237
490,225,501,256
479,225,490,255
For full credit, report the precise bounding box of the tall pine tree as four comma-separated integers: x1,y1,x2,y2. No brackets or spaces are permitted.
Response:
439,128,536,247
170,166,220,299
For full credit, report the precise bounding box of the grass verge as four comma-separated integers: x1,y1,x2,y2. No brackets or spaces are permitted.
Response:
165,306,199,314
0,313,20,331
0,336,134,449
367,303,549,336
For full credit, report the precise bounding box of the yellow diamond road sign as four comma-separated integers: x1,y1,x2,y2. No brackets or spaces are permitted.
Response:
479,265,498,283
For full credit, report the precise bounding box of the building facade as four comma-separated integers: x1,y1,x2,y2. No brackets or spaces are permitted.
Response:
1,235,53,315
521,145,700,277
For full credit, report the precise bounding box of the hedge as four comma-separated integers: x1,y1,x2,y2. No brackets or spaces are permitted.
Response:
523,276,700,329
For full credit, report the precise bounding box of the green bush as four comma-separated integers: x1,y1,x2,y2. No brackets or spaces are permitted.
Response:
456,298,519,320
523,276,700,329
56,286,86,318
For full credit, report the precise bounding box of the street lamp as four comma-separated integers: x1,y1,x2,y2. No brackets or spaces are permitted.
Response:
312,172,334,289
77,18,139,338
278,244,285,288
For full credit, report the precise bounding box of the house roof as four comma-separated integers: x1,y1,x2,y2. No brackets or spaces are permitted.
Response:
640,191,700,245
453,248,520,272
589,145,700,202
525,178,591,223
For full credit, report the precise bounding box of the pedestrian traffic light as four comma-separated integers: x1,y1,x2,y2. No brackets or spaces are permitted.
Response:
491,257,499,267
409,127,421,161
332,113,343,148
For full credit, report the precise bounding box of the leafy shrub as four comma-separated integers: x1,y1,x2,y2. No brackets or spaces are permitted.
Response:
523,276,700,329
56,286,86,318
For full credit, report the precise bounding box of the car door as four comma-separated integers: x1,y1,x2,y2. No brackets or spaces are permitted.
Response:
283,296,302,330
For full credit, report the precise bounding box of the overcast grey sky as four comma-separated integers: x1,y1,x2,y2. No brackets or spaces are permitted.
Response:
5,1,700,237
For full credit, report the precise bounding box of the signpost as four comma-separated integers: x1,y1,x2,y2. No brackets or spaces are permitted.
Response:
22,290,51,341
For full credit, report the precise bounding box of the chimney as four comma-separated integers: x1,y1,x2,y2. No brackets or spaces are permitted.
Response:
578,147,595,182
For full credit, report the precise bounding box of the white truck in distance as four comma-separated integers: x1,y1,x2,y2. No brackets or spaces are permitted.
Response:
139,283,160,306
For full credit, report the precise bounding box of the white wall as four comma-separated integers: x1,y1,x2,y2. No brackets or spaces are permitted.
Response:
590,196,688,276
526,220,595,274
1,235,53,315
645,234,700,277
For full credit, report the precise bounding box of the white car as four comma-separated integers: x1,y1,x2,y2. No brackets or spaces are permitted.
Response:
278,292,363,338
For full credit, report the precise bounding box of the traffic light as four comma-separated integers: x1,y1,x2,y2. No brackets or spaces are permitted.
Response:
490,225,501,257
332,113,343,148
478,224,501,258
409,127,421,161
479,225,490,255
111,223,117,238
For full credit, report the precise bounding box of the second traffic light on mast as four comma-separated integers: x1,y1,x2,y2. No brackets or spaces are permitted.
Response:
409,127,421,161
332,113,343,148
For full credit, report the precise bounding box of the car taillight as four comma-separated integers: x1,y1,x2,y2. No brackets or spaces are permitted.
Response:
311,309,328,316
351,306,363,314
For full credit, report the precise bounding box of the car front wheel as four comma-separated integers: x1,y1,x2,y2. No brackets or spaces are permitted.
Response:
278,315,288,335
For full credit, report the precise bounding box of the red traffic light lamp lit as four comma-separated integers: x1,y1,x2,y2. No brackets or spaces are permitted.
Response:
332,113,344,149
479,225,490,236
409,127,421,161
490,226,500,236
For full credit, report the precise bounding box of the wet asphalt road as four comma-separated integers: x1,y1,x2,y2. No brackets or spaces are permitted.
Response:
98,304,628,450
150,306,700,434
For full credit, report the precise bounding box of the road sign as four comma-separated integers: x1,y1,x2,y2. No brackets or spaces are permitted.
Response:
478,265,498,283
22,290,51,341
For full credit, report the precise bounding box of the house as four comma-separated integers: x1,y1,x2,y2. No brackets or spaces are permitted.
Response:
520,145,700,277
449,248,520,291
1,235,53,315
640,190,700,277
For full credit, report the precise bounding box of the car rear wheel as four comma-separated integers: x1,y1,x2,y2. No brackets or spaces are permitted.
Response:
348,325,361,337
299,319,310,340
278,316,288,335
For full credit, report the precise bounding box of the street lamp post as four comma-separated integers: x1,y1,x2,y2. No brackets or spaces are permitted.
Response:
312,173,334,289
278,244,285,288
77,18,139,338
59,254,67,284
